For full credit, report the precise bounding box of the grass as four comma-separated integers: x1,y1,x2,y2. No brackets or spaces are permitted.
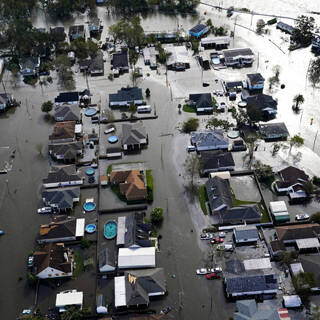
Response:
258,201,270,223
198,184,208,215
110,184,127,202
183,104,196,113
146,169,154,203
73,251,84,277
106,164,112,175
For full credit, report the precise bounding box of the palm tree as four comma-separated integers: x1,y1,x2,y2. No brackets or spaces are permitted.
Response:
292,94,304,113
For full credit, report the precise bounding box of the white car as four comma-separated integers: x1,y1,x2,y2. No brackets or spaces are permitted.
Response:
196,268,210,275
104,127,115,134
37,207,52,214
295,213,310,221
211,267,223,273
219,232,226,238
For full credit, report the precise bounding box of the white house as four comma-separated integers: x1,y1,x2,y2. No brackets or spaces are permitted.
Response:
56,290,83,313
118,247,156,269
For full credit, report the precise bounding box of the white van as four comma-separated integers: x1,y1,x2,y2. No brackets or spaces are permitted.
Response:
137,105,151,113
186,145,196,152
104,127,115,134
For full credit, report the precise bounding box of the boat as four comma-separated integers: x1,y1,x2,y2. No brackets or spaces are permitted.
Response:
0,230,4,235
0,169,8,174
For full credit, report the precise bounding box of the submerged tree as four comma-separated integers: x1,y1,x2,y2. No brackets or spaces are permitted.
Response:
292,94,304,113
293,15,315,46
309,57,320,88
289,134,304,153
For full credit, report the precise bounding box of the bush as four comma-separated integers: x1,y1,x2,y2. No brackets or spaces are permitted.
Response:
182,118,199,133
80,237,91,249
108,73,114,81
198,184,208,215
313,176,320,187
146,170,154,203
151,207,164,224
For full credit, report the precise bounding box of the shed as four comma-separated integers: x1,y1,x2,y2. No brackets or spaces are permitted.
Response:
269,201,290,223
296,238,320,251
290,262,304,276
233,226,259,244
96,294,108,314
56,290,83,312
118,247,156,269
209,171,231,180
99,248,115,272
283,295,302,308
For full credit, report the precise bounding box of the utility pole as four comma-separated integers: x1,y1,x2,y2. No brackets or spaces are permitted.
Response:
313,129,319,151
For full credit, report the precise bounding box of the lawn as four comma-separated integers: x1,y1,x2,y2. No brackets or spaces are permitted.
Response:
106,164,112,175
198,184,208,215
146,169,154,203
73,251,84,277
110,184,127,202
183,104,196,113
258,201,270,223
231,190,256,206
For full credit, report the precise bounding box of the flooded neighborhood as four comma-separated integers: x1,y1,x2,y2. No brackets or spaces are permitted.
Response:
2,1,320,320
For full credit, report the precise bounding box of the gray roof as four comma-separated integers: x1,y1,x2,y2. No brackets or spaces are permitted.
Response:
55,92,79,104
54,105,80,122
49,142,82,158
42,187,80,210
206,176,232,213
222,205,261,224
201,150,235,172
225,273,278,295
189,93,213,109
99,248,115,270
112,52,128,69
223,48,254,59
43,165,81,184
259,122,289,137
235,300,280,320
109,87,142,103
234,227,259,241
247,73,264,82
246,94,277,111
125,277,149,306
191,130,229,150
122,122,147,146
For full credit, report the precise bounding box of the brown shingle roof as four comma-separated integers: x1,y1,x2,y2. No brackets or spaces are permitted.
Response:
49,121,75,141
279,166,309,185
276,224,320,242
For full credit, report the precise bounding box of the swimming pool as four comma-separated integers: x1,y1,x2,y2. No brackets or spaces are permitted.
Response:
108,135,118,144
86,167,95,176
83,201,96,212
104,220,117,239
85,224,96,233
84,108,98,117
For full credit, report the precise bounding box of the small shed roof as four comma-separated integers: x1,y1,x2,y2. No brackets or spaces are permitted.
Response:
118,247,155,269
114,276,126,308
283,295,302,308
56,291,83,307
296,237,320,250
269,201,287,213
290,262,304,276
243,258,272,271
209,171,231,180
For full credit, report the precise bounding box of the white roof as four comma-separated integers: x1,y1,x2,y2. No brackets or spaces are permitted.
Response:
243,258,272,270
290,262,304,275
201,36,231,45
56,290,83,307
118,247,156,269
116,216,126,246
296,237,320,249
75,218,85,237
283,295,302,308
209,171,231,180
166,46,191,65
114,276,126,308
269,201,287,213
75,124,82,134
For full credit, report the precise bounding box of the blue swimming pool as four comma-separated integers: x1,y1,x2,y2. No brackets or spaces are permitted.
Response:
108,135,118,144
85,224,96,233
84,108,97,117
83,201,96,212
104,220,117,239
86,167,95,176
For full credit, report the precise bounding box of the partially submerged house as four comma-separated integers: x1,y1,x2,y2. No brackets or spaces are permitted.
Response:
99,247,115,273
114,268,166,309
143,47,157,67
189,93,213,114
49,122,76,143
48,142,83,163
0,93,14,112
201,36,230,50
259,123,289,141
69,25,85,41
276,224,320,245
89,52,104,76
106,144,122,159
190,130,229,152
88,18,101,38
206,176,233,214
220,205,262,225
112,51,129,73
200,150,235,174
37,215,85,244
56,290,83,313
246,93,278,117
222,48,254,67
233,226,259,245
122,122,147,151
110,170,147,202
42,187,80,212
54,105,80,122
276,22,295,34
19,57,40,76
246,73,265,92
312,36,320,54
43,165,83,188
33,243,73,279
189,24,210,38
118,247,156,269
109,87,143,107
166,46,191,71
55,92,80,106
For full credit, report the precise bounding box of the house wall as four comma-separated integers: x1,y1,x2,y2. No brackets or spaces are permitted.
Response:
228,289,277,297
203,165,235,174
37,236,76,244
55,101,79,107
37,266,72,279
43,180,83,188
197,144,228,152
110,99,143,107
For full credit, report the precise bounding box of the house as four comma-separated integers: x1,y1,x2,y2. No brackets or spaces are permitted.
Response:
206,176,233,214
88,18,101,38
48,142,83,163
106,145,122,158
233,226,259,245
275,166,309,202
225,273,278,298
189,93,213,114
232,140,247,151
166,46,191,71
19,57,40,76
112,51,129,72
276,22,295,34
143,47,157,66
122,122,147,151
269,201,290,223
69,25,85,41
220,205,262,225
43,165,83,188
90,52,104,75
246,94,278,117
50,27,66,42
42,187,80,212
225,81,243,93
110,170,147,202
200,150,235,174
0,93,13,112
54,105,80,122
222,48,254,67
247,73,265,92
118,247,156,269
234,299,281,320
56,290,83,313
116,213,152,248
99,248,115,273
49,122,76,143
100,175,108,186
275,224,320,245
312,36,320,54
190,130,229,152
201,36,230,50
259,123,289,141
79,59,91,72
114,268,166,309
109,87,143,107
33,243,73,279
189,24,210,38
55,92,80,106
37,216,85,244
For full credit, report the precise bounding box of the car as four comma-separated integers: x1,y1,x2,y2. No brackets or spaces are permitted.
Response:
216,90,224,96
186,145,196,152
218,232,226,238
295,213,310,221
37,207,52,214
196,268,210,275
212,267,223,273
160,306,173,315
206,272,220,280
104,127,115,135
200,233,213,240
28,256,34,268
22,309,32,315
210,237,224,244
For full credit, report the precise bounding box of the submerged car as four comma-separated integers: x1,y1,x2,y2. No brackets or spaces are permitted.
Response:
196,268,210,275
37,207,52,214
210,237,224,244
206,273,220,280
27,256,34,268
295,213,310,221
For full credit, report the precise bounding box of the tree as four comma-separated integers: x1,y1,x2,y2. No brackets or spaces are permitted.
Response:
293,15,315,46
190,38,200,54
206,117,234,131
310,211,320,223
61,305,83,320
253,160,274,183
246,104,263,123
256,19,265,34
178,104,182,114
293,272,317,297
55,54,75,90
145,88,151,98
128,102,137,116
87,39,99,58
309,57,320,87
182,118,199,133
289,134,304,153
71,38,88,60
41,101,53,114
292,94,304,113
151,207,164,224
